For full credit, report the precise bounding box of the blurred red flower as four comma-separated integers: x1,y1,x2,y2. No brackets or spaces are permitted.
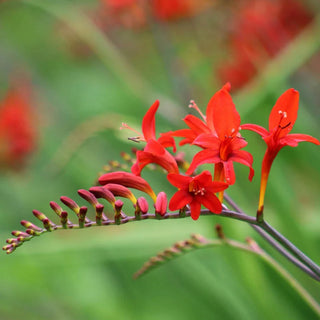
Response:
0,81,36,169
218,0,313,90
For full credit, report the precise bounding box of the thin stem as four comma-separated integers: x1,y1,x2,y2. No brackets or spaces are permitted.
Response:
224,193,320,281
248,242,320,317
260,221,320,278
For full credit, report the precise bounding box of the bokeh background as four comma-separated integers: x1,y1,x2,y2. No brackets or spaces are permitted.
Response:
0,0,320,319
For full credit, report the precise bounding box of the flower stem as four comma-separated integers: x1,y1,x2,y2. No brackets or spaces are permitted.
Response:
223,193,320,281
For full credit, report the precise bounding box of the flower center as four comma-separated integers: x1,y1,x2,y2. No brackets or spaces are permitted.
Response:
219,135,234,161
189,180,206,196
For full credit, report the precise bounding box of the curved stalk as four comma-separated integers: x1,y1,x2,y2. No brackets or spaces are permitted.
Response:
224,193,320,281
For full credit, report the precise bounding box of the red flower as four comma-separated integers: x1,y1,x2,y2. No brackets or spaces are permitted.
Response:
218,0,313,90
178,84,254,185
122,100,178,175
241,88,320,218
0,81,36,169
168,171,228,220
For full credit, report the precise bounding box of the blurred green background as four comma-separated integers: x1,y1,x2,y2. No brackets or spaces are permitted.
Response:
0,0,320,319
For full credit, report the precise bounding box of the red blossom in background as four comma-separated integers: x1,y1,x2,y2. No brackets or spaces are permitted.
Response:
218,0,313,90
121,100,178,175
241,88,320,218
168,171,228,220
0,81,36,169
97,0,211,29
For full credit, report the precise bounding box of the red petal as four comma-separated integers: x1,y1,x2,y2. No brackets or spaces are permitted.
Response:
144,139,165,155
186,149,220,175
183,114,211,135
223,161,236,185
193,133,220,150
207,84,240,139
193,170,213,186
133,148,179,175
283,133,320,146
169,128,196,146
142,100,159,141
229,136,248,150
269,89,299,136
189,200,201,220
169,190,192,211
201,193,222,214
206,181,229,194
240,124,269,137
167,173,192,188
229,150,254,181
158,133,176,152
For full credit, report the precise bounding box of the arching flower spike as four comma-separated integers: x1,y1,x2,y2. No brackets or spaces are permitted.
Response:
241,89,320,220
168,171,228,220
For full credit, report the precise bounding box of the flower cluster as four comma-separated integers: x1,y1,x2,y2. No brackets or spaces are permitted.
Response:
115,83,319,221
218,0,313,90
96,0,211,29
3,83,319,255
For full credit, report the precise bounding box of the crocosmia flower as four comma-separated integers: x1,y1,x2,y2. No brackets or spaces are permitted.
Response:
241,88,320,217
173,83,254,185
168,170,228,220
218,0,313,90
122,100,179,176
0,81,36,169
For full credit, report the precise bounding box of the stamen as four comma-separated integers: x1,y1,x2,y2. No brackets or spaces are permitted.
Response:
120,122,141,135
189,100,206,122
279,122,291,130
120,123,145,142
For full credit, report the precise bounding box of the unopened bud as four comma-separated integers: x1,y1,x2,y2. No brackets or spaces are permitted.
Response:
60,196,80,214
154,192,167,217
114,200,124,225
50,201,63,216
20,220,42,231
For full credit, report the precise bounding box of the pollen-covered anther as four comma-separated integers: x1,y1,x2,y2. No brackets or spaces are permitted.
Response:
192,187,206,196
155,192,167,217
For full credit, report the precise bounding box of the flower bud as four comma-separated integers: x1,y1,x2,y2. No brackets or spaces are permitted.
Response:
154,192,167,217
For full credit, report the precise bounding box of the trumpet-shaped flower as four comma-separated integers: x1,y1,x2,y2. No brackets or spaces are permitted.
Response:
174,83,254,185
241,88,320,218
122,100,179,175
168,171,228,220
